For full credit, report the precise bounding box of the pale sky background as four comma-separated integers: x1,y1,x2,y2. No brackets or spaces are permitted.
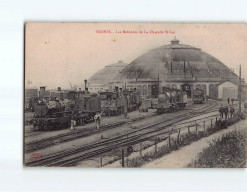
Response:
25,23,247,89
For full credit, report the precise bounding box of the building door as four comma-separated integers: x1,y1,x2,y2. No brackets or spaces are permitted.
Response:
151,85,158,97
143,85,147,96
223,88,238,100
209,84,218,98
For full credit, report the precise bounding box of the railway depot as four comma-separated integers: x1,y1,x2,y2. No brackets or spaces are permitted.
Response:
105,38,246,100
24,30,247,168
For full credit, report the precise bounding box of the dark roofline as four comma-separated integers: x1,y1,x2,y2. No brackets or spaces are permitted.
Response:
217,79,247,87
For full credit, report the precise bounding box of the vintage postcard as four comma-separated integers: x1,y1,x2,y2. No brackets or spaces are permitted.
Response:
24,23,247,168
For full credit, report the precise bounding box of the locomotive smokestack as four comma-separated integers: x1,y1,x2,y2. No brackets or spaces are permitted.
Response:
57,87,61,91
84,79,87,90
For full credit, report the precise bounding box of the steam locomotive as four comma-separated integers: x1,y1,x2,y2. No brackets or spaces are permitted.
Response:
32,92,101,130
193,88,205,104
157,88,188,114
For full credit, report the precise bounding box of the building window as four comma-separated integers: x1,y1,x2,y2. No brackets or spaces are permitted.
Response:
138,85,142,94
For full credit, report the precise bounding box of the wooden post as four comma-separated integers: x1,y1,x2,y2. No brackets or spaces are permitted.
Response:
168,129,171,148
195,122,198,134
216,117,217,123
155,137,157,154
203,121,205,132
121,149,125,167
211,119,213,128
239,64,242,112
140,142,142,156
100,157,102,167
177,129,181,144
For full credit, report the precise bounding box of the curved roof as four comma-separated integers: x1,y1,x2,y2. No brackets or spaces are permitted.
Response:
113,39,238,82
88,61,127,85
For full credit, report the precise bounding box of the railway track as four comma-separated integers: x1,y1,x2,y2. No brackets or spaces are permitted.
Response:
25,100,219,167
25,101,213,153
25,112,157,153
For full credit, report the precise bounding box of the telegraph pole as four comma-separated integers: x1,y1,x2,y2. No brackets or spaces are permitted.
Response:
239,64,242,112
157,63,160,95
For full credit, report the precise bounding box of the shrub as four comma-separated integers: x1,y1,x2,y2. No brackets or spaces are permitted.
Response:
187,130,246,168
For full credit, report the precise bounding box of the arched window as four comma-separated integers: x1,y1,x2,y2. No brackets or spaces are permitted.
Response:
143,85,147,95
138,85,142,95
201,85,207,95
209,84,218,98
196,85,201,90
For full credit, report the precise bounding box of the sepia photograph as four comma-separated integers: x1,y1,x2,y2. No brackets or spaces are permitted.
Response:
24,23,247,168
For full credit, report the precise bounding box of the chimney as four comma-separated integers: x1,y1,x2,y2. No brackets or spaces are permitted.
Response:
40,86,46,98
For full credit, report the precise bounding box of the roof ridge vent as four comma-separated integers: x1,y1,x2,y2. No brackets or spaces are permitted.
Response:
171,36,180,45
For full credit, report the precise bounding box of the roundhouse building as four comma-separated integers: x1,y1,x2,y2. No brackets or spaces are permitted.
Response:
110,38,246,100
88,60,128,93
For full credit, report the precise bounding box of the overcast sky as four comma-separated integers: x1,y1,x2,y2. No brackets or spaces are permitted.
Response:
25,23,247,89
